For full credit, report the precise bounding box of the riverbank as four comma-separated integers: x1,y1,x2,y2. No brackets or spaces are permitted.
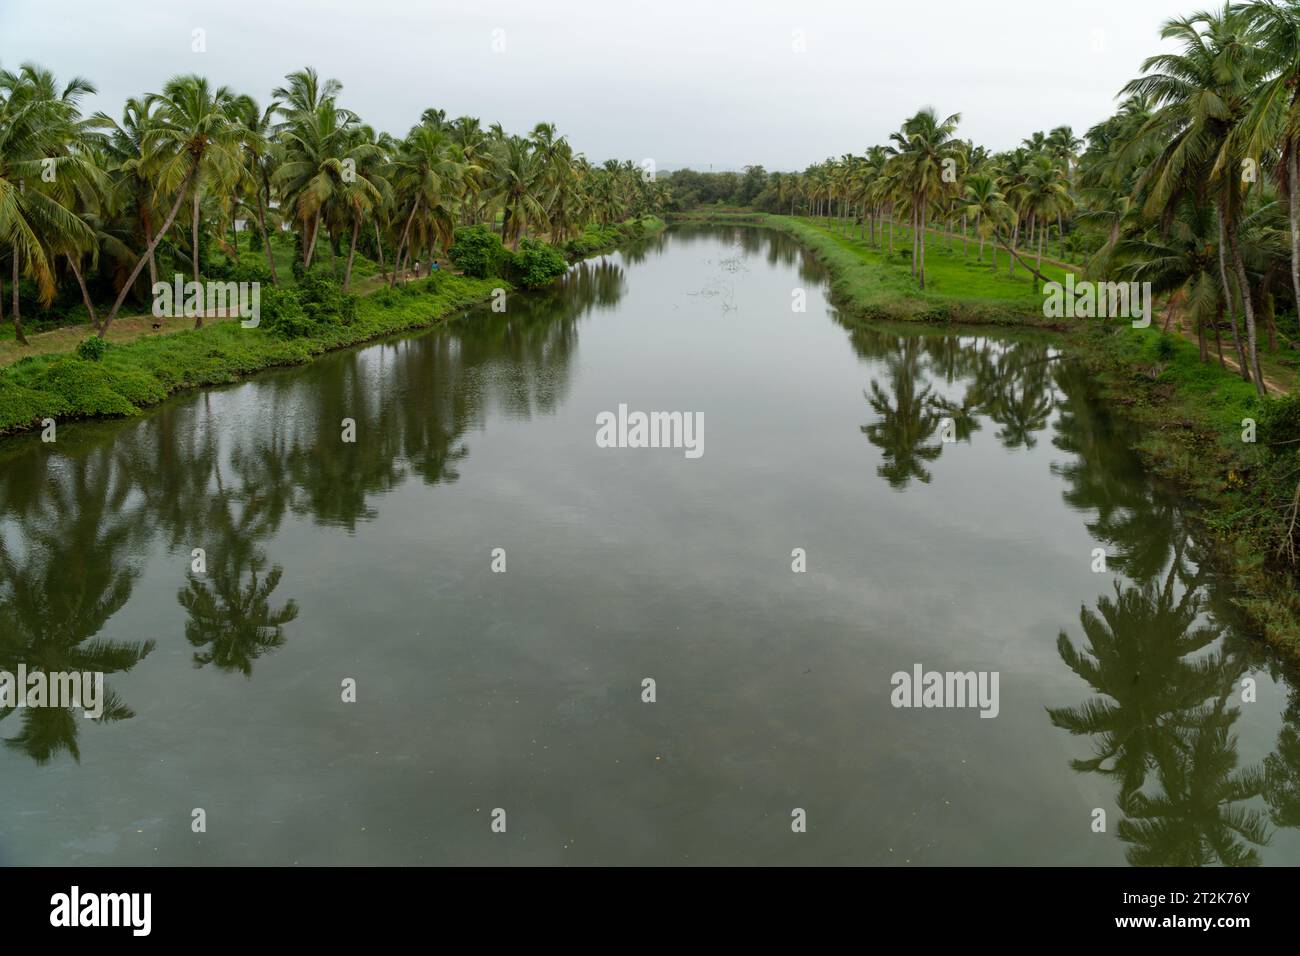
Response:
674,211,1300,656
670,211,1078,325
0,217,664,437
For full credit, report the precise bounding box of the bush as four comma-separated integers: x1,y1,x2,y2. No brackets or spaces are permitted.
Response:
510,239,568,288
31,359,138,416
293,274,359,328
260,287,315,339
448,225,509,279
209,257,273,285
1156,335,1177,362
77,336,109,362
1260,393,1300,447
372,287,401,308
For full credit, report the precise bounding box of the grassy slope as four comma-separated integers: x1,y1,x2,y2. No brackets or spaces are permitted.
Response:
0,273,505,433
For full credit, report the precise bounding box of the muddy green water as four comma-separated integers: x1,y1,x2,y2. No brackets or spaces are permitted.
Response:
2,225,1298,865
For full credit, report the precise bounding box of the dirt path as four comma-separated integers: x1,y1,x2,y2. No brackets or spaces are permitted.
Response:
1165,314,1289,396
0,310,247,366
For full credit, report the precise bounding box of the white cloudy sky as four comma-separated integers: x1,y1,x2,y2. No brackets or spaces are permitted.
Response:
2,0,1184,170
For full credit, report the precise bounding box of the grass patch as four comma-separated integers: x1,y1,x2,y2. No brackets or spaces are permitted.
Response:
0,272,505,435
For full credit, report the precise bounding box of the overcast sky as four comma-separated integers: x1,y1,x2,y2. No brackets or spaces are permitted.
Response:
2,0,1184,170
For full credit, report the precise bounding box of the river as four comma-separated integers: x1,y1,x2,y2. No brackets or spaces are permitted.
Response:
2,224,1298,865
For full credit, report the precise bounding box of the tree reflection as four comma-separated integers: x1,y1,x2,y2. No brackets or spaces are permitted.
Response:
0,240,610,761
0,449,155,763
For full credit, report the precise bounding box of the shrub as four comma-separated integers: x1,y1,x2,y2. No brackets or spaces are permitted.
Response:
77,336,109,362
294,273,358,327
261,287,315,339
511,239,568,288
449,225,509,278
372,287,401,307
1260,393,1300,447
31,359,138,416
209,257,273,285
1156,335,1177,362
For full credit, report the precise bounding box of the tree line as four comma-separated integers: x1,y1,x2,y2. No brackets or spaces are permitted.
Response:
670,2,1300,398
0,64,670,344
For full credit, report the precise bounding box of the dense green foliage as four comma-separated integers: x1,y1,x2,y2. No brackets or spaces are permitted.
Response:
512,239,569,288
448,225,510,279
0,273,504,433
0,62,668,347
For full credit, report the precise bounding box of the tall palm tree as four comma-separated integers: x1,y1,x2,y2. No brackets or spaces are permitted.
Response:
1122,5,1268,393
0,63,98,344
234,96,281,284
387,124,465,282
1021,154,1074,287
885,108,962,289
962,173,1010,266
495,136,546,250
1242,0,1300,337
97,74,241,337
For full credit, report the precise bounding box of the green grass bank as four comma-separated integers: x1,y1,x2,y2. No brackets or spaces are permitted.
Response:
0,217,664,437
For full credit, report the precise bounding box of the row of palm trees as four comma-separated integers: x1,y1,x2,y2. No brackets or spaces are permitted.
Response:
764,115,1077,294
761,2,1300,397
0,64,667,344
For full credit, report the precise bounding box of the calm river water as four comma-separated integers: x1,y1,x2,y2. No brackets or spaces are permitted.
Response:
2,225,1298,865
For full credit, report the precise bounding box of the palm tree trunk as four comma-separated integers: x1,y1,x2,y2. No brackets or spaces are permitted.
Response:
374,221,385,271
11,254,26,346
1289,148,1300,328
391,199,420,287
1227,219,1265,396
343,218,361,292
1036,221,1044,292
191,187,201,285
68,256,101,332
100,166,198,338
255,190,279,285
141,203,158,287
1216,204,1251,382
1009,218,1020,276
911,207,918,277
918,203,927,290
304,209,323,269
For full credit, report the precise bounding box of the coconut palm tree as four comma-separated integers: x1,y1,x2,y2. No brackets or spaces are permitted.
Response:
387,124,464,283
0,63,98,344
495,136,547,250
234,96,281,284
962,173,1010,266
1021,154,1074,287
1121,5,1268,393
97,74,242,337
885,108,962,289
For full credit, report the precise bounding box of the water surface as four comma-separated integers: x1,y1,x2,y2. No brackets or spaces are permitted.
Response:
2,225,1299,866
